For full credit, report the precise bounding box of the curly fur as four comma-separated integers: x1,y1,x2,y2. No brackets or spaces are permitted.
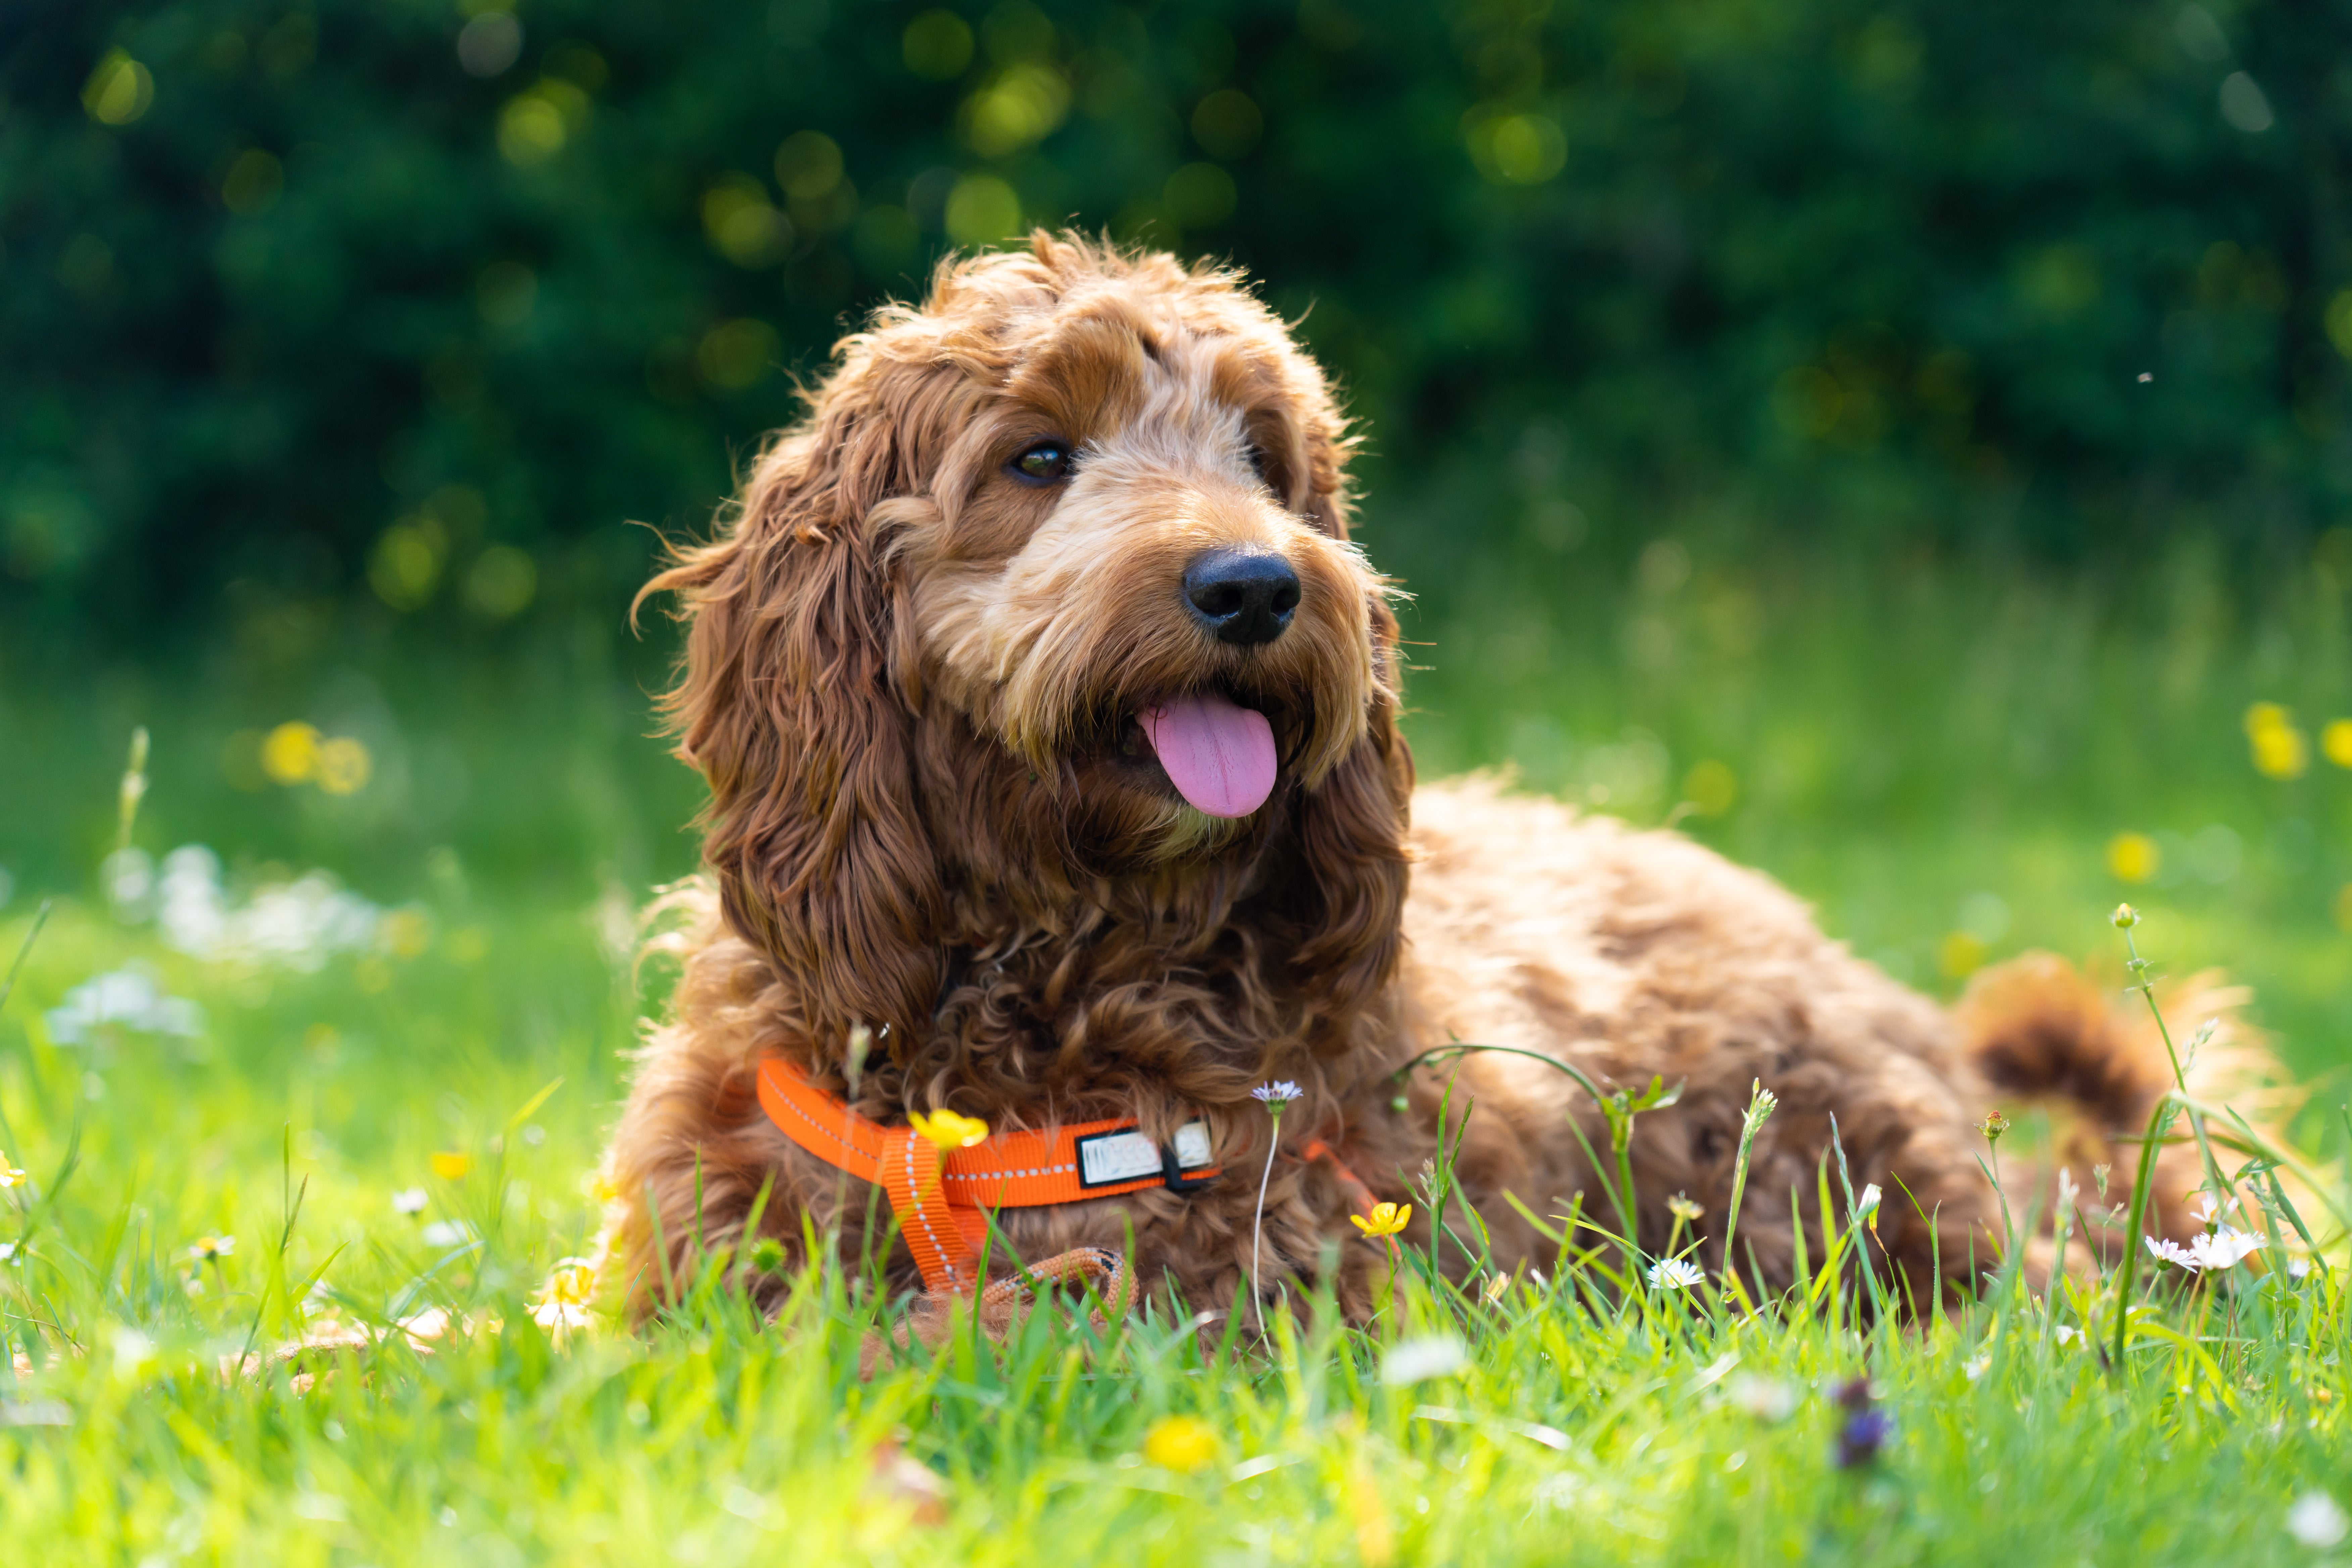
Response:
598,234,2280,1324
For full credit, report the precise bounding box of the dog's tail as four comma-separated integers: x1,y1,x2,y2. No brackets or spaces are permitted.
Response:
1954,951,2305,1255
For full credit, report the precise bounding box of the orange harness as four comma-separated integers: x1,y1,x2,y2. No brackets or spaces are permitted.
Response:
755,1057,1224,1293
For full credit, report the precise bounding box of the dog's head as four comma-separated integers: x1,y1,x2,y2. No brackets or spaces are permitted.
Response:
645,235,1411,1061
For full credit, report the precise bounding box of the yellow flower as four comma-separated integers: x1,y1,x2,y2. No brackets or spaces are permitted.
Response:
535,1257,596,1308
1142,1414,1219,1474
1980,1110,2010,1144
2325,719,2352,771
431,1150,474,1181
1352,1201,1412,1239
0,1153,24,1188
258,722,371,793
531,1257,598,1341
2245,702,2309,780
582,1170,621,1206
260,721,322,785
2106,832,2159,884
2252,725,2309,779
908,1108,989,1151
1667,1192,1703,1223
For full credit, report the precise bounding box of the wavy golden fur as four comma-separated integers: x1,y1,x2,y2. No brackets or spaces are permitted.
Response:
600,234,2275,1325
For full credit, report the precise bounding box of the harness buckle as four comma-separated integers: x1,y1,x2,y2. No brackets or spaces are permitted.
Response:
1160,1141,1217,1193
1161,1120,1218,1194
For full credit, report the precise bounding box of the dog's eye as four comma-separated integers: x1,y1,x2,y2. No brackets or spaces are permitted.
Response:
1010,441,1073,484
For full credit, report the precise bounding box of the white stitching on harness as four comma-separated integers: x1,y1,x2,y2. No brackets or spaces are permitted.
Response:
771,1081,860,1156
901,1131,957,1283
944,1165,1076,1182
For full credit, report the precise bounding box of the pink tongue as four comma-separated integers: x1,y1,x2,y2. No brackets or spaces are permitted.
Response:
1139,694,1278,818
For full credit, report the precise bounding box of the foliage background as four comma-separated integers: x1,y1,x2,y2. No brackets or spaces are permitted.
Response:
9,0,2352,636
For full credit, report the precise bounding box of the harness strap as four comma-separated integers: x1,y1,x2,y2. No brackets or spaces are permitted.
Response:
755,1056,1220,1293
1302,1136,1382,1219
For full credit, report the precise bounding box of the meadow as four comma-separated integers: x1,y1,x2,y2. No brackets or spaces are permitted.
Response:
12,0,2352,1557
3,535,2350,1564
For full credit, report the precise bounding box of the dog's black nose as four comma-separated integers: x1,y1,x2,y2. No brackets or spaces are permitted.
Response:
1182,549,1300,646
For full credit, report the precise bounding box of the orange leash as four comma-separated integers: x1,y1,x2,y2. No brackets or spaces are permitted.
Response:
1301,1137,1383,1219
755,1057,1220,1293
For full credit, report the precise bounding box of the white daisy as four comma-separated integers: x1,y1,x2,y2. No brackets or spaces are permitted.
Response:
2192,1192,2238,1227
2186,1226,2263,1270
1648,1257,1706,1290
2144,1226,2262,1272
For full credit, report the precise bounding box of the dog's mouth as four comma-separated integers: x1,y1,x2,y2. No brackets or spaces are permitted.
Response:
1110,691,1280,818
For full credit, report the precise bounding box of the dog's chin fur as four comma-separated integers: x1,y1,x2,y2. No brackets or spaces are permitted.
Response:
1133,798,1252,864
598,233,2294,1327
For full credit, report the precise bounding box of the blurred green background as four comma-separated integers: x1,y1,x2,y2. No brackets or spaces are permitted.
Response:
5,0,2352,1082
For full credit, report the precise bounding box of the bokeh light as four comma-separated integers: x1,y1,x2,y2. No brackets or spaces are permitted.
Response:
81,50,152,126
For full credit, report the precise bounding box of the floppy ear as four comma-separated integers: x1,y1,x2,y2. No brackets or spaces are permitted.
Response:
1287,597,1414,1023
642,391,945,1052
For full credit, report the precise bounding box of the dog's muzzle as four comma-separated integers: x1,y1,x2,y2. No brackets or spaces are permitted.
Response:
1182,548,1300,646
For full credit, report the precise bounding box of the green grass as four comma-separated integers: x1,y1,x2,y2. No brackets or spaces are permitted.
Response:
4,542,2352,1563
1382,529,2352,1080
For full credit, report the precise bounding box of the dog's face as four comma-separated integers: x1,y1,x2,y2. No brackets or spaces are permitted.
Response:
648,237,1411,1051
892,260,1388,865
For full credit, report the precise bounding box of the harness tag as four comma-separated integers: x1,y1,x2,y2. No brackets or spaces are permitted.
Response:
1076,1120,1213,1189
1077,1128,1161,1187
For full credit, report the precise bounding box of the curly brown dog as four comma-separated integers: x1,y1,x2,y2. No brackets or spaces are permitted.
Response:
600,234,2264,1327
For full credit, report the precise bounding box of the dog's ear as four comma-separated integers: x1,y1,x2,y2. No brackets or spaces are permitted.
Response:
641,379,945,1051
1288,597,1414,1021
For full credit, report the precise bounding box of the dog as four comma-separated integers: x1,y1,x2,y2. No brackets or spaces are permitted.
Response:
599,234,2269,1328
